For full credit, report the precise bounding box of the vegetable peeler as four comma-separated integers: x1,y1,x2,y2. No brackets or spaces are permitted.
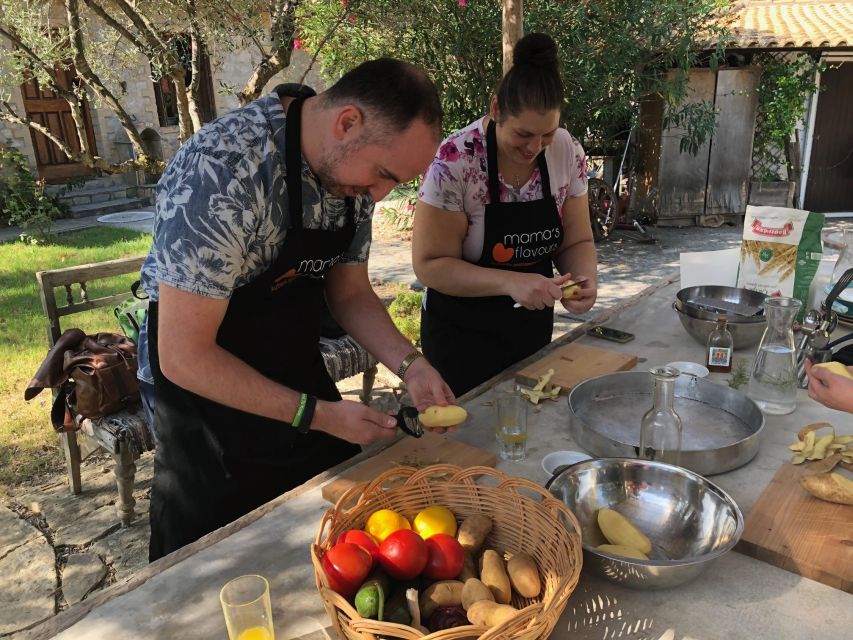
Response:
395,406,423,438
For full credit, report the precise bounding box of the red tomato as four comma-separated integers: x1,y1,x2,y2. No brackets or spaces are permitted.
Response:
422,534,465,580
336,529,380,566
378,529,428,580
320,542,373,598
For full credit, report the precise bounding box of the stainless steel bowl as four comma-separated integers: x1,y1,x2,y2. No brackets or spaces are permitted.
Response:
546,458,743,589
673,304,765,348
675,285,768,323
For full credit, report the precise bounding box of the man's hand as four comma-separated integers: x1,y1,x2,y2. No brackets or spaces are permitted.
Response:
805,360,853,413
404,357,455,409
312,399,399,445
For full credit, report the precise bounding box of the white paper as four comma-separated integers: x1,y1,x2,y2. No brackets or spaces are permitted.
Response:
680,248,740,289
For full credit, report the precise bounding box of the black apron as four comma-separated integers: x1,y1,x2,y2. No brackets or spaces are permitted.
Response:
421,120,563,397
148,95,360,561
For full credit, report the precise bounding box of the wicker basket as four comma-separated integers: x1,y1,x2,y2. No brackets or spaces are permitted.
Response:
311,464,582,640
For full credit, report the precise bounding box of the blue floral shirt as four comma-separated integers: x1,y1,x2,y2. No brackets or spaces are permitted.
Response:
137,84,374,384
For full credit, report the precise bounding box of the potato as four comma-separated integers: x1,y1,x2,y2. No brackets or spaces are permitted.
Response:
466,601,518,627
479,549,512,604
597,544,649,560
813,361,853,379
457,514,492,553
597,509,652,555
561,282,580,300
418,405,468,428
420,580,464,619
461,578,494,610
506,552,540,598
800,472,853,506
457,550,478,583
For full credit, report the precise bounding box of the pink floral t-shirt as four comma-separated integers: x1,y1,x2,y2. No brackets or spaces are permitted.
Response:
418,117,588,263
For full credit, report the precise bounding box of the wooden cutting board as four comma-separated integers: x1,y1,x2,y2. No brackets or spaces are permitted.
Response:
321,431,496,505
736,463,853,593
515,342,638,391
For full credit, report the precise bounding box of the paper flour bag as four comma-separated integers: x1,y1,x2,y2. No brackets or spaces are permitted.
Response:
737,205,824,317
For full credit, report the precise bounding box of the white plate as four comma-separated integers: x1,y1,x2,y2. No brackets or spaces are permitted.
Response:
666,361,710,378
542,450,592,476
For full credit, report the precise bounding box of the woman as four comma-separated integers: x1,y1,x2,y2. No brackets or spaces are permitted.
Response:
413,33,598,397
805,360,853,413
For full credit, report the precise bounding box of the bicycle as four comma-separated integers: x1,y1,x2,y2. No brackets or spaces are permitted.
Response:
587,129,658,244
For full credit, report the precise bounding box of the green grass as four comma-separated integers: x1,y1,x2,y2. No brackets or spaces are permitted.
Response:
0,227,152,491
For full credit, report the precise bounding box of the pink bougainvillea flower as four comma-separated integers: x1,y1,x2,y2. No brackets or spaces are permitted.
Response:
348,14,356,23
293,38,303,50
458,0,468,6
341,0,349,6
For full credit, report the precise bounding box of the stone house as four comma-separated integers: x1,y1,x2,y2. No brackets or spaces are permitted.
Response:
0,8,324,217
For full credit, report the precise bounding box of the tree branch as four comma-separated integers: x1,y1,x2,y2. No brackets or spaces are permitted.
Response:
185,0,204,131
0,25,66,83
236,0,301,106
298,0,363,85
0,101,162,174
64,0,147,155
81,0,147,53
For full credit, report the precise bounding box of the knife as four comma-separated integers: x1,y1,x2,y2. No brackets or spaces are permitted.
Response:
513,279,589,309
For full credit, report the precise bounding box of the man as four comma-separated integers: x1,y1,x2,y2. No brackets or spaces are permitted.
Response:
140,58,455,561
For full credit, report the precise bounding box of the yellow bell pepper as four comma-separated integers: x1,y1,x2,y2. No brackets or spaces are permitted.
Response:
413,505,457,539
364,508,410,543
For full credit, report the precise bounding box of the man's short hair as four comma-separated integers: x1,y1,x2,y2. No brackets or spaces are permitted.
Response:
321,58,442,136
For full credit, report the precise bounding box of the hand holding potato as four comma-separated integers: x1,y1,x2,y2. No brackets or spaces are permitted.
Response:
560,273,596,314
805,360,853,413
505,272,569,310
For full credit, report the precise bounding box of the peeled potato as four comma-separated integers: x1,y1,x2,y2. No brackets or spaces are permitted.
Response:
418,405,468,428
597,508,652,555
813,361,853,380
561,283,580,300
799,472,853,505
597,544,649,560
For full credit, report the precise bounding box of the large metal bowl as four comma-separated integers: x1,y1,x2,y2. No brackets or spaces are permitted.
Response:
546,458,743,589
673,304,765,348
675,285,768,322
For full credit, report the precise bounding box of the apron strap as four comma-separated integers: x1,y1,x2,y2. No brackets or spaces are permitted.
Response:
285,97,306,230
486,119,553,203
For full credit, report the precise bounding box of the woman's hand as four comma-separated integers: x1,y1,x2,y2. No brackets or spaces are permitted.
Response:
805,360,853,413
560,274,597,314
506,272,572,310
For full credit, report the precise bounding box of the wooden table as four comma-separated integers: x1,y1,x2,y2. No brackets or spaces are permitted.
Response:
36,278,852,640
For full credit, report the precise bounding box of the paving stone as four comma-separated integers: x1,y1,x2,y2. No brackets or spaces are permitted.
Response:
90,508,151,582
0,537,56,634
53,502,122,547
0,505,40,560
62,553,107,605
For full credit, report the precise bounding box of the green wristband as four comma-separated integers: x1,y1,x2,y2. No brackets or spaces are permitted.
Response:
292,393,308,428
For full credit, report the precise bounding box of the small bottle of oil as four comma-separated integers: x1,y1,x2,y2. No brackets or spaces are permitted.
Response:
707,317,734,373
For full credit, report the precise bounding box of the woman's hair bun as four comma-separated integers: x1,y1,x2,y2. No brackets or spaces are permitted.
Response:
513,33,559,69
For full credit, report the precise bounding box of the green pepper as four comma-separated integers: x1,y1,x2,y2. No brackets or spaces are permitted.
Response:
354,569,390,620
383,589,412,626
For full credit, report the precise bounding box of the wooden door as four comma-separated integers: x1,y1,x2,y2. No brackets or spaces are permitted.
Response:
804,61,853,212
21,65,97,183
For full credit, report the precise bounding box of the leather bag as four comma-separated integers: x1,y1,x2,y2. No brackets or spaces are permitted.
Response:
26,328,140,430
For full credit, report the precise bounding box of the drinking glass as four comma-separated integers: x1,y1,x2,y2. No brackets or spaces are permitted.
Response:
220,575,275,640
496,394,528,462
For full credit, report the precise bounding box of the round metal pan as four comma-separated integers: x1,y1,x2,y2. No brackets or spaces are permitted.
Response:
567,372,764,476
675,285,768,323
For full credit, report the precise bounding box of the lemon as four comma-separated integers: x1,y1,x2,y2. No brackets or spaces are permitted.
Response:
413,505,457,539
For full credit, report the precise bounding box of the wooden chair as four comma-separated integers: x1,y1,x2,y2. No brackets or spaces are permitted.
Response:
35,256,378,526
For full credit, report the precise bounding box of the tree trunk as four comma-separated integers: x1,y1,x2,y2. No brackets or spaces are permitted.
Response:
186,0,204,132
237,1,299,106
502,0,523,75
171,70,195,142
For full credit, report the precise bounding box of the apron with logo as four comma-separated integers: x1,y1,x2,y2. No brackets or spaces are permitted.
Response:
148,94,360,561
421,120,563,396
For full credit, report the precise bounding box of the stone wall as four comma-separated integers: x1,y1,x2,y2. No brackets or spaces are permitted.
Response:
4,44,327,185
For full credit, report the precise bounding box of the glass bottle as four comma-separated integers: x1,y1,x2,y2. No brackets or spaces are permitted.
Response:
706,317,734,373
639,366,683,466
748,297,802,415
830,224,853,286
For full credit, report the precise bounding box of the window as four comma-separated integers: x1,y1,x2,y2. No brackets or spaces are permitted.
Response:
152,36,216,128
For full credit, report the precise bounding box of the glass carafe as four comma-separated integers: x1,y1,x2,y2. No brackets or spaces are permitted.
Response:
639,366,683,465
748,297,802,415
